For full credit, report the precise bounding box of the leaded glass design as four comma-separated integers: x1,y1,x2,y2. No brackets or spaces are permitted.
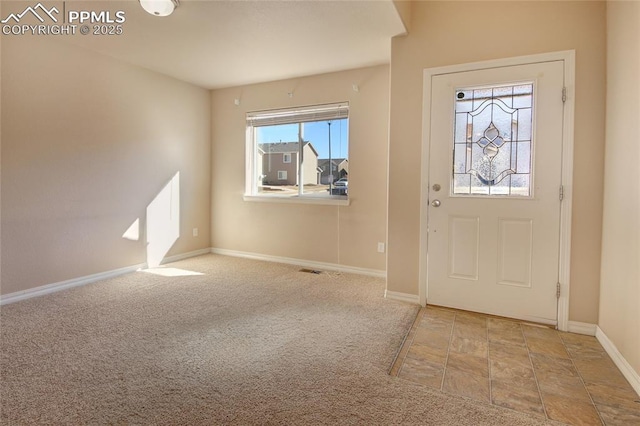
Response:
453,83,534,196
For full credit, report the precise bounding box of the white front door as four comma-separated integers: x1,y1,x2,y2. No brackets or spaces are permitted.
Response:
427,61,564,324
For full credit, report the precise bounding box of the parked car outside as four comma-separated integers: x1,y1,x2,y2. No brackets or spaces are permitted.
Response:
331,178,348,195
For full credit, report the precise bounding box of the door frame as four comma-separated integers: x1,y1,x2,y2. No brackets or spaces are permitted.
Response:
418,51,575,331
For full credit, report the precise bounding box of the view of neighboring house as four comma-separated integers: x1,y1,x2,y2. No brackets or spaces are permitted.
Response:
318,158,348,184
258,142,321,186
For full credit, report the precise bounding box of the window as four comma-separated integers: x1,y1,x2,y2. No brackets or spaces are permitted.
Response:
246,103,349,201
452,83,534,197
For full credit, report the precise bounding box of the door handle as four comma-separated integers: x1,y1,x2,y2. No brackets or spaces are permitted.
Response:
431,199,441,207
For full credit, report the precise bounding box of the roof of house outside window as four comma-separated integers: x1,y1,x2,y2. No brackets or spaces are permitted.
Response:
318,158,347,168
258,142,318,156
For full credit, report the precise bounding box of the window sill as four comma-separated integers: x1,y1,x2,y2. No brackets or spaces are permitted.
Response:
243,194,350,206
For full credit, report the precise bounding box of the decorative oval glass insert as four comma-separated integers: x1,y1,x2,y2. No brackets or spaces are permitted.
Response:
452,83,534,196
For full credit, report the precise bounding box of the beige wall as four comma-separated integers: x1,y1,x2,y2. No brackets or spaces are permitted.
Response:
1,37,211,295
211,65,389,271
392,0,412,32
387,1,606,323
599,1,640,374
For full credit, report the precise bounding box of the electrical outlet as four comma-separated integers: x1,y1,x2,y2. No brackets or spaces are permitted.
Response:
193,228,198,237
377,242,385,253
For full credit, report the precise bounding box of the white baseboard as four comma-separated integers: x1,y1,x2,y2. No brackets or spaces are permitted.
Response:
0,263,146,306
384,290,420,305
567,321,597,336
161,248,212,265
0,248,213,306
210,248,386,278
596,326,640,397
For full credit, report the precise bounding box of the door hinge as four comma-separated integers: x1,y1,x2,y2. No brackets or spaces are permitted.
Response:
562,87,567,103
556,282,561,299
559,185,564,201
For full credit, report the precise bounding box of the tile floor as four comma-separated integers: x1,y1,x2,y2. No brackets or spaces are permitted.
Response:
390,306,640,425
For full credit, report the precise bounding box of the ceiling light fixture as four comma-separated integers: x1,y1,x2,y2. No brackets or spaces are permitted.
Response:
140,0,179,17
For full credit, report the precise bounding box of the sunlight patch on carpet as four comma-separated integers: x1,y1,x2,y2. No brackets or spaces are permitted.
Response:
140,267,204,277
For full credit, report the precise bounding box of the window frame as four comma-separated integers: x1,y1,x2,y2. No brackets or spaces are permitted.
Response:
244,102,350,206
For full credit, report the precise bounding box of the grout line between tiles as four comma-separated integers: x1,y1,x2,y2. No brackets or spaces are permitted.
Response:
562,338,606,425
521,323,552,422
440,311,456,391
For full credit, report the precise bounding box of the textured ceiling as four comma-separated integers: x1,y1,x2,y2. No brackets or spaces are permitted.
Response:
63,0,407,89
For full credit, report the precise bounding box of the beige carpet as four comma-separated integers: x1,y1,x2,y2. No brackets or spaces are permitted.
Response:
1,254,558,425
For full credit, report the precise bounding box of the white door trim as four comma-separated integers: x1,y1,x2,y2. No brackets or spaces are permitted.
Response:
418,50,575,332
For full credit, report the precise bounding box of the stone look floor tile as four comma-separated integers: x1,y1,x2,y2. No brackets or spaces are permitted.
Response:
405,343,448,365
559,332,602,348
424,307,456,321
521,324,563,342
596,403,640,426
452,322,487,341
573,358,630,388
530,353,580,380
539,381,593,404
537,380,592,404
543,393,603,425
560,333,609,360
454,311,488,326
490,358,536,381
442,366,490,403
488,317,521,330
530,353,593,402
419,316,454,333
573,356,617,370
525,336,570,359
491,378,545,417
495,374,541,390
489,329,527,347
585,381,640,412
395,307,640,425
489,341,531,365
398,356,444,389
446,352,489,378
566,345,610,361
412,328,451,348
449,336,488,358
